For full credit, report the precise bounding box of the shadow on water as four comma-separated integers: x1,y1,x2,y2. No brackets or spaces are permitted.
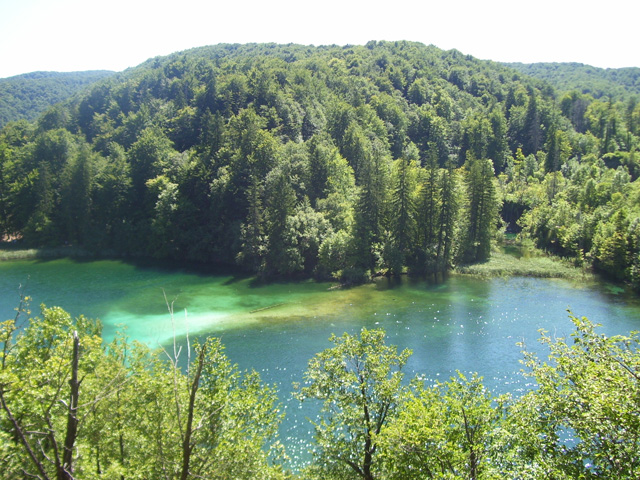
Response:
372,272,451,293
9,250,249,282
221,273,252,286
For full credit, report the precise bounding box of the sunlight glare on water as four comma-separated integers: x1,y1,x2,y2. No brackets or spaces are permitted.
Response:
2,258,640,468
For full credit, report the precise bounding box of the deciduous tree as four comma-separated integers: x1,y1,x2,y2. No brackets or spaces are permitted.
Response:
295,328,411,480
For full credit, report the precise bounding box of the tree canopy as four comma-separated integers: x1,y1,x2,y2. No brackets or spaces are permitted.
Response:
0,298,286,479
0,71,115,128
2,302,638,479
1,41,639,287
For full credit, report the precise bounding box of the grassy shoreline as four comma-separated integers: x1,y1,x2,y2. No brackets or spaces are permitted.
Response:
2,243,592,283
454,249,593,281
0,245,105,261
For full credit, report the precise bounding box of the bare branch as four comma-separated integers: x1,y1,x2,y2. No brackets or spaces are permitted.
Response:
19,468,43,479
61,331,80,480
185,308,190,372
36,438,55,466
163,289,180,364
180,342,207,480
0,387,52,480
44,416,61,474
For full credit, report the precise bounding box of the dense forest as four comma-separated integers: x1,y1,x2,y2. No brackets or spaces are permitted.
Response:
2,41,640,478
506,62,640,100
0,70,115,128
1,41,640,287
1,300,638,479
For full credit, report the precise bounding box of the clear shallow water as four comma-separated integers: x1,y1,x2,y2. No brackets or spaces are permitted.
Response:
2,258,640,466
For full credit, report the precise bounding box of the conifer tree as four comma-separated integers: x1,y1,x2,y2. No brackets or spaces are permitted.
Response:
461,155,499,263
436,159,460,272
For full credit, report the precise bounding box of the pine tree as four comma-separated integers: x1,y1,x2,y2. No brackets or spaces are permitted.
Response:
417,147,440,270
391,157,417,255
523,88,542,155
436,159,459,273
351,138,390,273
461,155,498,263
237,176,266,272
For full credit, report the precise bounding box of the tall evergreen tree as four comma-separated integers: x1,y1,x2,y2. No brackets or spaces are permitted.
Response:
351,138,390,274
59,145,94,244
389,156,418,272
436,159,460,273
417,147,440,271
523,88,543,155
264,167,297,275
0,142,10,237
237,175,267,272
487,106,508,172
461,155,499,263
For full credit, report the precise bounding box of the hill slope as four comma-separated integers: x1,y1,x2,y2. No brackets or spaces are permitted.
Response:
0,70,115,128
505,62,640,100
1,41,639,287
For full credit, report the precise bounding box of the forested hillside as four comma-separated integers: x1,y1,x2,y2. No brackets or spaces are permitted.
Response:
505,62,640,100
1,41,639,286
0,70,115,128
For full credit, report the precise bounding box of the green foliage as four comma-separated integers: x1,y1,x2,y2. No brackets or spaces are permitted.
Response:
0,42,550,276
0,71,114,128
504,313,640,479
295,328,412,480
2,296,640,478
2,42,640,285
506,62,640,101
517,156,640,286
389,157,418,264
460,156,500,263
293,315,640,479
380,373,506,480
0,301,285,479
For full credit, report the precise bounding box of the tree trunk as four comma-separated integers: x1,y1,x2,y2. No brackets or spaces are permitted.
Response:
60,331,80,480
180,343,207,480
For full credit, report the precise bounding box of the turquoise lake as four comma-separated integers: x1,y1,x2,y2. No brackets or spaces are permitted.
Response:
2,257,639,465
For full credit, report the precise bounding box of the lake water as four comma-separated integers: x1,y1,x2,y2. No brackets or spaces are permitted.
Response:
2,257,640,466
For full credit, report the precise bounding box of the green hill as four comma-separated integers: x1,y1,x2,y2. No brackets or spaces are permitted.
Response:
505,62,640,100
1,42,639,287
0,70,115,128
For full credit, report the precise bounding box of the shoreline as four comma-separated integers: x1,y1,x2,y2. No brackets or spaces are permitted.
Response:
454,249,593,281
0,245,106,261
2,244,591,282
